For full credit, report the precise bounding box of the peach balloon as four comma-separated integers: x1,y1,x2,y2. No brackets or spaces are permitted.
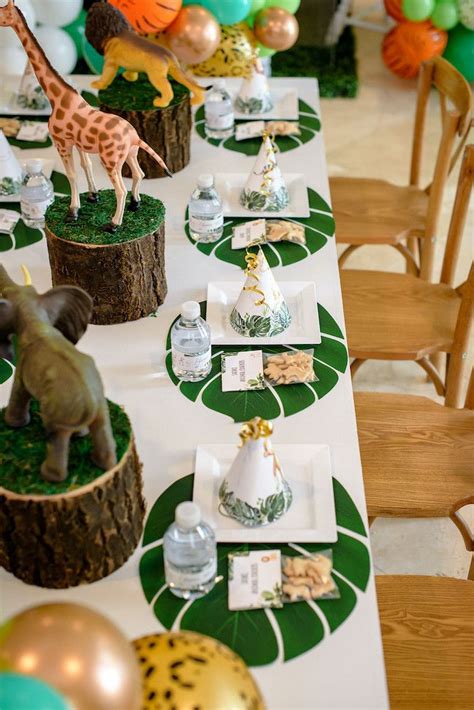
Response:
254,7,299,51
0,603,142,710
165,5,221,64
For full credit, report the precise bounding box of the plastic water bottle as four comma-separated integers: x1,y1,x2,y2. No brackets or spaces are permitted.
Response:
20,158,54,228
188,173,224,244
164,502,217,600
204,78,234,139
171,300,212,382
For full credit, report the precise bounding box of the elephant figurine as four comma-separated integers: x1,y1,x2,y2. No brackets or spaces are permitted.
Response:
0,265,117,482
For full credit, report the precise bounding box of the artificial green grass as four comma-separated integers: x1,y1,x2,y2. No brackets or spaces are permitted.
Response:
0,400,131,496
272,27,358,98
45,190,165,245
99,74,190,111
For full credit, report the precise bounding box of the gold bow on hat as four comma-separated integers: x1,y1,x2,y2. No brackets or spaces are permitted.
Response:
239,416,273,445
243,250,267,307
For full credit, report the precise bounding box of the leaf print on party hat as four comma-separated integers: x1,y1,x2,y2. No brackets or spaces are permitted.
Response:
235,56,273,115
240,132,289,212
230,247,291,338
17,61,49,111
219,417,292,527
0,130,22,197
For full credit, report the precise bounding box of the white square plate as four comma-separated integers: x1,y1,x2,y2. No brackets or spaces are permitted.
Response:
0,158,55,203
232,88,298,121
207,280,320,345
215,172,310,219
193,444,337,543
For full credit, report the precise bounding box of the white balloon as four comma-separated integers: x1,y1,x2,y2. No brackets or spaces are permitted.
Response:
0,0,36,48
0,46,27,74
31,0,82,28
34,26,77,75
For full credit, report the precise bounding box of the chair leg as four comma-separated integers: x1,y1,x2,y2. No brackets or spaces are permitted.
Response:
417,356,446,396
368,516,376,528
450,510,474,579
350,358,366,378
338,245,360,268
469,555,474,582
405,237,420,275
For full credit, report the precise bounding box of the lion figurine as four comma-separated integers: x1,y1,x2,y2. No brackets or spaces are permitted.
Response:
86,0,206,107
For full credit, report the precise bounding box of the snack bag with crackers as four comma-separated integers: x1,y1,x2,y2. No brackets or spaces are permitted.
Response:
282,551,340,602
264,350,318,386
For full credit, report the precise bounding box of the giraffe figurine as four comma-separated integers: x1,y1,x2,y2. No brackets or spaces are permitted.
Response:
0,0,171,232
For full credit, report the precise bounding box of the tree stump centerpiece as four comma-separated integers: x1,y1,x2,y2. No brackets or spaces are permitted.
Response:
0,402,145,589
99,75,192,179
45,191,167,325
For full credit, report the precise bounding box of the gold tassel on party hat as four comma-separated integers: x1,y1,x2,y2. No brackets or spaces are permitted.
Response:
239,416,273,445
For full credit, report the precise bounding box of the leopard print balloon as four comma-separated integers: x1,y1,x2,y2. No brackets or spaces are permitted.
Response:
191,23,257,78
133,631,265,709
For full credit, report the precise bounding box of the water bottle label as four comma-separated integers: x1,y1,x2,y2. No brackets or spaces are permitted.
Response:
20,196,53,220
172,347,211,373
205,105,234,130
165,557,217,589
189,213,223,233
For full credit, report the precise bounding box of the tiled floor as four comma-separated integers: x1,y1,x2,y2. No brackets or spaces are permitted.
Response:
320,6,473,578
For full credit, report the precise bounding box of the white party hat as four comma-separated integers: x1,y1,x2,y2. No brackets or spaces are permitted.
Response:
17,62,49,111
230,247,291,337
0,130,23,197
219,417,292,527
235,55,273,114
240,132,289,212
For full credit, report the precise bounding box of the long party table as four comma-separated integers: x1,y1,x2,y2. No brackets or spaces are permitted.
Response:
0,77,389,709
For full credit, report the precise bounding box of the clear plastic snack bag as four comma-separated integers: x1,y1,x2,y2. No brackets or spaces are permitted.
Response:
263,350,318,386
282,550,340,602
265,220,306,245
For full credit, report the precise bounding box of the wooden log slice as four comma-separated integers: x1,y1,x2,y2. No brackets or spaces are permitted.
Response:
0,405,146,589
45,192,167,325
100,84,191,179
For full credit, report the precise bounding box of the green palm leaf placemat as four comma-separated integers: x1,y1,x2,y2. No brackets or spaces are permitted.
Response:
140,473,369,666
185,188,334,269
165,301,347,422
272,28,358,99
195,99,320,156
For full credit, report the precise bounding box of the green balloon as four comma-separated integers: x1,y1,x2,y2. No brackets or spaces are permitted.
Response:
431,0,458,29
443,23,474,81
402,0,435,21
256,41,276,57
64,9,86,58
246,11,257,27
264,0,301,12
250,0,265,14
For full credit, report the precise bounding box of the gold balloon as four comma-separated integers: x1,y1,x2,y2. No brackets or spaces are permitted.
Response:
254,7,299,51
0,603,142,710
165,5,221,65
133,631,266,709
191,22,257,77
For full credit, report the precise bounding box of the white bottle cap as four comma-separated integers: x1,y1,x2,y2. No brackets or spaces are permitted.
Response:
197,173,214,190
176,501,201,529
181,300,200,321
214,78,225,89
26,158,43,174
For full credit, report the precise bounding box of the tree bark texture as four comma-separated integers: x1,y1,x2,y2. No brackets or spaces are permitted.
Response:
45,222,167,325
0,438,146,589
101,95,192,178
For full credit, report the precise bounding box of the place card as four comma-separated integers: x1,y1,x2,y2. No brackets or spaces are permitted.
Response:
235,120,265,141
231,218,266,249
228,550,283,610
0,209,20,234
221,350,264,392
16,121,49,142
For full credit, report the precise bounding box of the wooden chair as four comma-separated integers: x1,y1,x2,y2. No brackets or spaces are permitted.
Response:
342,144,474,406
331,56,472,280
376,575,474,709
355,369,474,580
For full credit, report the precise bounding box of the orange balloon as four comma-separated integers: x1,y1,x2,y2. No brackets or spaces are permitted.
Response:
165,5,221,64
384,0,405,22
108,0,182,33
254,7,299,51
382,21,447,78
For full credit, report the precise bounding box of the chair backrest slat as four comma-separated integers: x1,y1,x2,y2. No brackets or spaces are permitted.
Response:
445,263,474,407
